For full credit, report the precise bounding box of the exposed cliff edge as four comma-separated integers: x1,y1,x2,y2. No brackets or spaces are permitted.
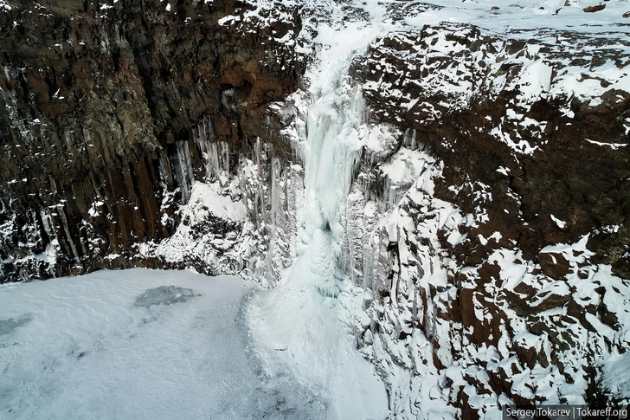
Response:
2,0,630,419
0,0,302,281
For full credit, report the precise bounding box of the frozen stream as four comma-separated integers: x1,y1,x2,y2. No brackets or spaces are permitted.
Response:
0,3,395,418
0,269,332,420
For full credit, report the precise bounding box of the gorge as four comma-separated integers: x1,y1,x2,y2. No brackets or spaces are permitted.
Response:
1,0,630,418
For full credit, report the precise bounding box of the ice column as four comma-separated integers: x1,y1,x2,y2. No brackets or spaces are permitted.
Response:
193,119,230,186
172,141,195,203
302,80,367,248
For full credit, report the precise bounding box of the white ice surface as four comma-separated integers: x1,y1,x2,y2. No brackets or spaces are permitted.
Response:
243,2,391,419
187,181,246,221
404,0,630,35
381,147,428,185
247,230,389,420
149,181,248,270
0,269,329,420
602,350,630,397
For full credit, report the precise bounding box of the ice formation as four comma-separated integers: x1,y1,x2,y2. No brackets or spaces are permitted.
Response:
3,0,630,418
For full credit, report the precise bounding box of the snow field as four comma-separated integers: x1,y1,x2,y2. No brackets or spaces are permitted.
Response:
0,269,326,420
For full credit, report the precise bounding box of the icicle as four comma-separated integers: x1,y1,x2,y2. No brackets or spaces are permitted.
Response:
193,118,233,187
58,207,80,262
255,137,267,229
403,128,417,150
39,209,55,240
238,160,250,224
173,141,194,203
158,151,173,186
266,146,278,281
287,164,304,261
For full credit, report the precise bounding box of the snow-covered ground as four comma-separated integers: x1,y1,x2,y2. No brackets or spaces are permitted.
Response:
0,269,348,420
2,0,629,418
406,0,630,34
248,229,389,420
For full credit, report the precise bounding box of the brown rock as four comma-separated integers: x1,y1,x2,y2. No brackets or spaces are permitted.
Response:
459,288,478,333
514,342,539,370
583,4,606,12
531,291,571,312
538,252,571,280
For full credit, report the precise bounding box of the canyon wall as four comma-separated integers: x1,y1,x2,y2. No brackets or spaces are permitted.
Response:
346,22,630,418
0,0,302,281
2,1,630,418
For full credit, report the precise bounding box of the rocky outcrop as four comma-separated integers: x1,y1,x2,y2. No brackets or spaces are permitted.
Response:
353,25,630,272
0,0,302,281
349,23,630,418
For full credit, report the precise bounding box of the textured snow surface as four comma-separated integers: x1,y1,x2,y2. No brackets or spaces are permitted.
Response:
185,181,246,222
405,0,630,33
151,181,247,268
0,269,336,420
248,229,389,420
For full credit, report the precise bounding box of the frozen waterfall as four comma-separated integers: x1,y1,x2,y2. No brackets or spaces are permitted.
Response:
302,81,365,244
246,3,395,419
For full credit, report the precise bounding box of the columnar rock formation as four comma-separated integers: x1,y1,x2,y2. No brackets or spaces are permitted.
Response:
0,0,302,280
1,0,629,418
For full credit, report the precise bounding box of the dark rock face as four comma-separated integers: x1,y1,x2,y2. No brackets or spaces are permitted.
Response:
583,4,606,13
0,0,302,281
351,25,630,417
353,25,630,277
355,28,630,277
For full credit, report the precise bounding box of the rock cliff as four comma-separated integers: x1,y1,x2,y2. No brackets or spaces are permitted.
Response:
348,20,630,418
2,0,630,419
0,0,301,281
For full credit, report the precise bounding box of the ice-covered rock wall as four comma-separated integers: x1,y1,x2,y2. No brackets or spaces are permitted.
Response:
343,13,630,420
139,117,304,286
0,0,303,282
3,0,630,419
238,2,630,418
